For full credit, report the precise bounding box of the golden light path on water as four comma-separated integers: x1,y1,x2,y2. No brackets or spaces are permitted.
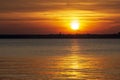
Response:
52,39,102,79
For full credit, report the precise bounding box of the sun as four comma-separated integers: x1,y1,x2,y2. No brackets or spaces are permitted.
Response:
71,20,80,30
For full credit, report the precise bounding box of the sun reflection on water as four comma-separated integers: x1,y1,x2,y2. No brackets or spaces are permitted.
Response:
50,39,107,79
54,39,91,79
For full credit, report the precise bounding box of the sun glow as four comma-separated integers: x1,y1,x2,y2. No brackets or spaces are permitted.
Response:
71,20,80,30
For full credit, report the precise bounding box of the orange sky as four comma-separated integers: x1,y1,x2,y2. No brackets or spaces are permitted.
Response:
0,0,120,34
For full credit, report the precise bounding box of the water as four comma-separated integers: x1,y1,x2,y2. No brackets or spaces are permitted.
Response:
0,39,120,80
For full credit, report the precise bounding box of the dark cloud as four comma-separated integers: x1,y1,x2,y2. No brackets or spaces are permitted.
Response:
0,0,120,13
0,0,67,13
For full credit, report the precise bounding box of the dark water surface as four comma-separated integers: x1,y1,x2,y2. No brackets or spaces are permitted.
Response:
0,39,120,80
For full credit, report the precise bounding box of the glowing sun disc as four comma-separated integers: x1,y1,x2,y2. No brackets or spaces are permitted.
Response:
71,20,80,30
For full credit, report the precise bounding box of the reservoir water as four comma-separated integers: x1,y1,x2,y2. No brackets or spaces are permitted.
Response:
0,39,120,80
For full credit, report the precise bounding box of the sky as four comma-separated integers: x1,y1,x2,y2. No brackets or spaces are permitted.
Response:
0,0,120,34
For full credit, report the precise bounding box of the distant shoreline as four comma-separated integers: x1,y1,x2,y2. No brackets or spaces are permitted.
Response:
0,34,120,39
